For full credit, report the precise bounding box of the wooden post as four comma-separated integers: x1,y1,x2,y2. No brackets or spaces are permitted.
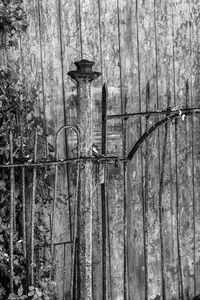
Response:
68,60,101,300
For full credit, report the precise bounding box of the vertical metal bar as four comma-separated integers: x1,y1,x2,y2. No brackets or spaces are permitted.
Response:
51,144,58,256
175,118,183,300
73,238,78,300
22,167,26,259
101,83,107,300
143,82,150,300
191,95,196,296
63,243,66,299
31,131,38,285
159,122,168,300
123,95,128,299
35,247,40,280
101,83,113,299
9,132,14,294
70,157,80,299
107,193,113,300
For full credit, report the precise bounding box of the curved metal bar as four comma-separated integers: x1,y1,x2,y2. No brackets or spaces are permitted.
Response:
51,125,80,257
55,125,80,160
127,111,194,161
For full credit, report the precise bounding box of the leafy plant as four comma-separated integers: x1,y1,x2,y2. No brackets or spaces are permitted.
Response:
0,64,56,299
0,3,56,298
0,0,28,48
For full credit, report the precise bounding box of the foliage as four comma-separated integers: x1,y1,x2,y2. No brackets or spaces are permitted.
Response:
0,3,56,298
0,0,28,48
0,64,56,299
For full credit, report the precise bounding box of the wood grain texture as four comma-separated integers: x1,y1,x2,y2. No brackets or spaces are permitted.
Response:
117,1,140,299
99,1,124,299
16,0,200,299
137,1,160,299
22,0,44,115
190,0,200,296
172,1,194,298
36,1,71,298
155,0,178,299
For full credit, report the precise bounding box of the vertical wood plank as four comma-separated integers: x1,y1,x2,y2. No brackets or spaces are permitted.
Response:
37,1,70,299
137,1,161,299
21,0,45,289
22,0,44,116
60,0,81,126
125,0,145,299
155,0,178,299
116,0,141,299
99,1,124,299
172,1,194,298
190,0,200,296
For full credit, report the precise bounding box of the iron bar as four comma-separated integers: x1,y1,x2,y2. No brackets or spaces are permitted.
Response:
9,132,14,294
63,243,66,299
143,82,150,300
51,145,58,256
101,83,107,300
127,110,196,161
107,106,200,120
107,187,113,300
34,241,72,249
31,131,38,285
70,128,80,300
192,106,196,295
51,125,80,257
159,122,168,300
0,156,126,169
22,167,26,259
122,94,128,300
175,118,184,300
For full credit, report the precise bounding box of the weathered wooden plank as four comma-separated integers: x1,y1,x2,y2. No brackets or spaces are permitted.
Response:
22,0,44,116
190,0,200,296
155,0,178,299
100,0,121,115
37,1,70,299
172,0,194,298
99,1,124,299
21,0,46,289
136,1,161,299
127,145,145,300
116,0,141,299
58,1,83,297
59,0,81,125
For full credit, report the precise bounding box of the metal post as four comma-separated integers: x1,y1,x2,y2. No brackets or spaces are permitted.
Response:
68,59,101,300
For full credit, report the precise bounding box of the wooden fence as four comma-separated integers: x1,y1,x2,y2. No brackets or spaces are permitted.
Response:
5,0,200,299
